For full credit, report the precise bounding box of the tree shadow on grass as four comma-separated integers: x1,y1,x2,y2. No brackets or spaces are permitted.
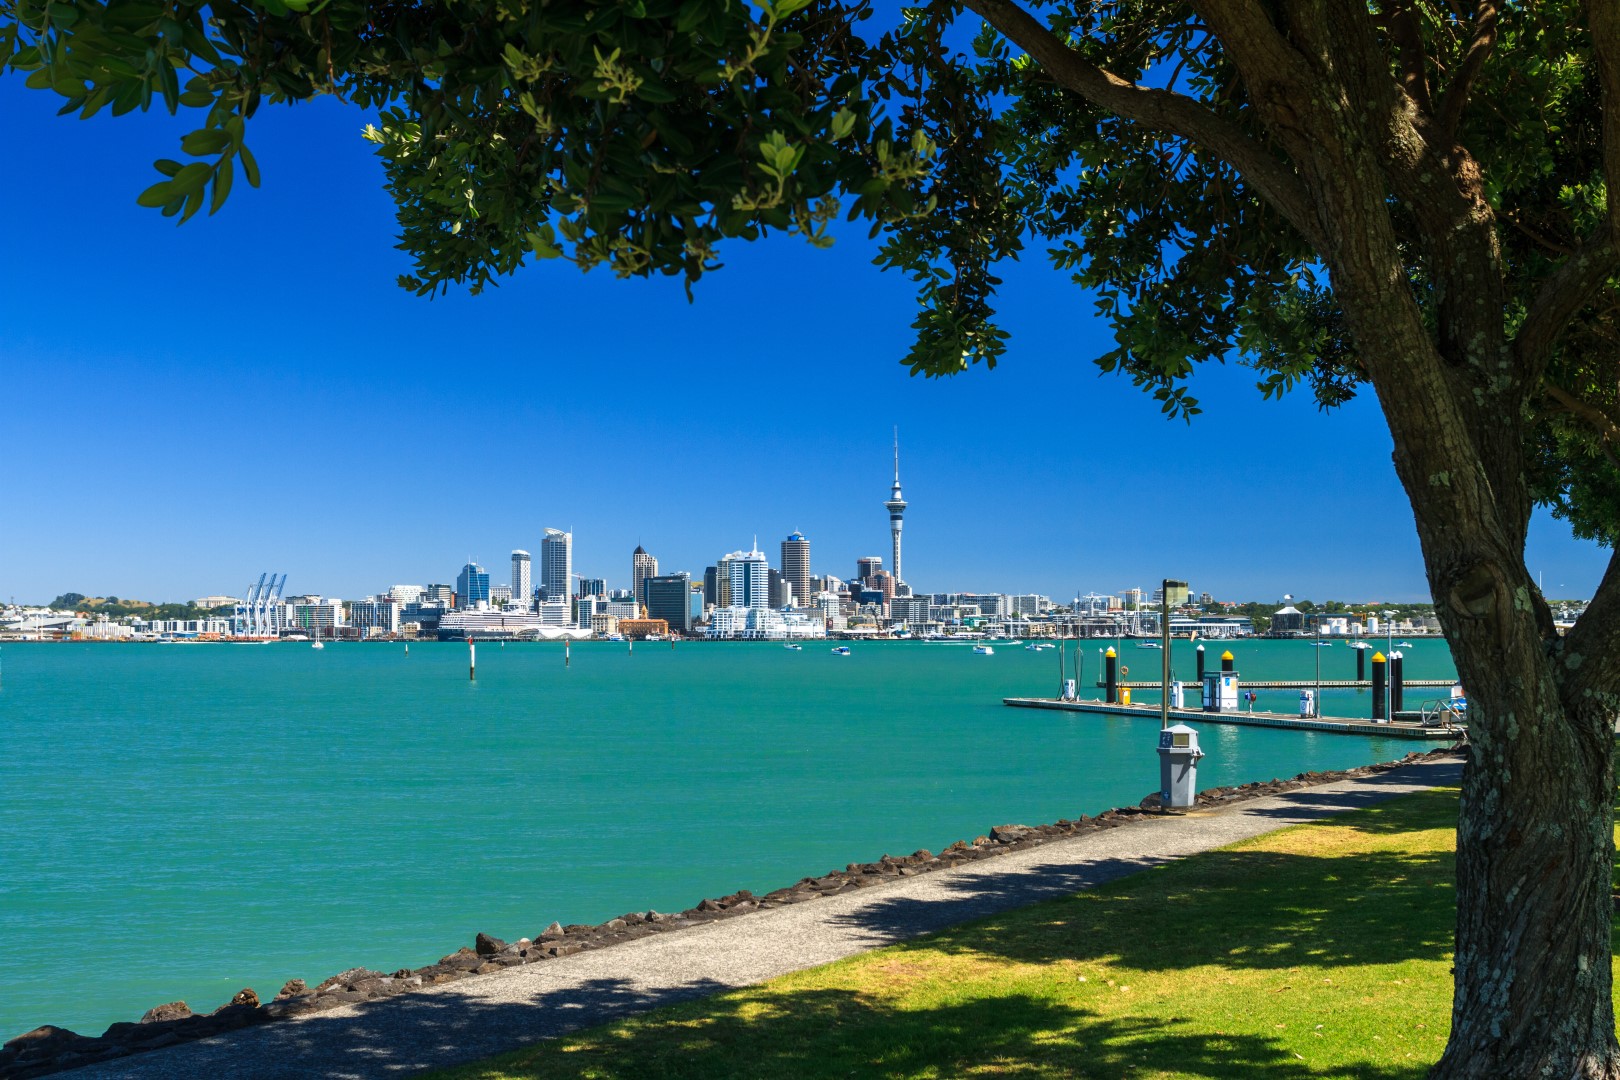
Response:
834,847,1455,974
431,984,1425,1080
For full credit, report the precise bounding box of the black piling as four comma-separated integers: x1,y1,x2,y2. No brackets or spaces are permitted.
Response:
1104,647,1118,704
1356,646,1365,681
1391,651,1405,713
1196,644,1206,683
1371,651,1387,720
1220,650,1234,673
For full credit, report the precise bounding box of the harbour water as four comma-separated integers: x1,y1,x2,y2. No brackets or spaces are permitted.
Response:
0,638,1458,1039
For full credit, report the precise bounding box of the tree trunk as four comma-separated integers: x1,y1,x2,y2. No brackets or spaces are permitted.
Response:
1415,543,1620,1078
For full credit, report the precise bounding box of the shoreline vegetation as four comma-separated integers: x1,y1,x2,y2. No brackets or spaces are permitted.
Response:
0,748,1460,1080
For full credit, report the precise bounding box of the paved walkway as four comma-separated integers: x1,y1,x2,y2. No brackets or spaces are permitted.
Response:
67,756,1463,1079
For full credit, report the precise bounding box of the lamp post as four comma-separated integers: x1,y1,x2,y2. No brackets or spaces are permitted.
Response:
1383,609,1397,720
1313,615,1322,717
1161,579,1187,730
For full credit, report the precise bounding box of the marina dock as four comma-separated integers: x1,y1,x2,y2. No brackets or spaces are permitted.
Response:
1102,678,1453,690
1004,697,1463,740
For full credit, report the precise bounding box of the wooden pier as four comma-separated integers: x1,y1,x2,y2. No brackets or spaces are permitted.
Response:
1102,678,1453,690
1004,697,1463,740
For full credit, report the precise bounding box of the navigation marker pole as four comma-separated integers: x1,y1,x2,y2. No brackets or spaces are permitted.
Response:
566,638,571,668
469,637,476,681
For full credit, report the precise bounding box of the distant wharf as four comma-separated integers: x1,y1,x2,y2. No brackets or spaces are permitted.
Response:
1004,697,1462,740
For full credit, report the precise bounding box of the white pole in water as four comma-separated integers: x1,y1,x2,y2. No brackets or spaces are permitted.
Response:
469,637,476,680
405,642,409,657
629,636,633,655
565,638,571,668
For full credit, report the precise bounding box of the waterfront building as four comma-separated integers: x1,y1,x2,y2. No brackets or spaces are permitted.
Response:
780,532,811,613
591,612,620,635
856,556,884,584
1123,587,1144,610
619,618,670,639
964,593,1008,618
490,584,514,605
347,599,400,636
540,529,572,602
768,568,794,609
423,583,455,604
388,584,425,604
511,550,531,608
885,430,908,586
400,599,447,632
724,546,771,610
645,573,694,634
705,605,826,640
292,599,344,635
577,577,606,598
890,594,931,629
572,595,598,627
456,563,490,609
536,599,572,627
1009,594,1049,617
605,596,641,618
1271,605,1307,634
632,546,658,612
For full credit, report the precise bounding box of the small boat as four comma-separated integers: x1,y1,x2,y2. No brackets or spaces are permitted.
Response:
1348,641,1372,650
973,644,995,655
1137,642,1162,650
1025,642,1055,651
1312,641,1334,647
1395,641,1414,648
832,646,851,655
784,643,802,651
311,641,325,650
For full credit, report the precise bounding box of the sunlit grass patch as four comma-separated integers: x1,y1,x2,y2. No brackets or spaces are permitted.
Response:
430,789,1481,1079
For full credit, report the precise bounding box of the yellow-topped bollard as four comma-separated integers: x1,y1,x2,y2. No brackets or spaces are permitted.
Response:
1371,651,1388,721
1220,649,1234,673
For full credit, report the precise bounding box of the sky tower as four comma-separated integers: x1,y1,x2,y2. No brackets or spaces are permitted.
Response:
885,428,907,587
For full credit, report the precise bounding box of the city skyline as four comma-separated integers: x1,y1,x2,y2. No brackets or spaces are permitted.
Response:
1,82,1610,606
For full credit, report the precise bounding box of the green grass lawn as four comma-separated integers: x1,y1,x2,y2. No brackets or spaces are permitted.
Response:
421,789,1582,1079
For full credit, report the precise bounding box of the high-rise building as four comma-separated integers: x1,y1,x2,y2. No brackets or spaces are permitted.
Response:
768,567,793,609
577,577,606,598
780,532,810,611
455,562,490,609
703,566,720,608
885,429,908,586
423,583,455,604
632,546,658,611
724,546,771,610
856,556,884,585
511,550,531,609
645,572,694,633
541,528,572,601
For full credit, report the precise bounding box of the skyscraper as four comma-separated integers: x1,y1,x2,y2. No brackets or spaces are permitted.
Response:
455,562,490,609
725,546,771,610
645,572,694,633
632,546,658,612
885,428,907,586
541,528,572,601
511,550,531,611
780,531,810,611
856,556,884,584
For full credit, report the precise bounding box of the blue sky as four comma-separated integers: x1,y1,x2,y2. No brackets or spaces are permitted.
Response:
0,77,1608,606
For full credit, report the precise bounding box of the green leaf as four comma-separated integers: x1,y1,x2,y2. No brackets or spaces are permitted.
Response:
181,128,231,155
171,162,212,194
209,157,233,214
238,143,260,187
136,179,175,207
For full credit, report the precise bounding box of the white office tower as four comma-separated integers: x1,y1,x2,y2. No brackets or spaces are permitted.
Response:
511,550,531,611
885,429,907,588
541,529,572,602
725,545,771,610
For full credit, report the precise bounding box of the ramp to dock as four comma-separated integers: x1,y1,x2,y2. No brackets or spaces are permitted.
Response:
1004,697,1461,740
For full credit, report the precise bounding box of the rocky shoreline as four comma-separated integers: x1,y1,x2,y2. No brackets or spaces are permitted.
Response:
1,747,1462,1080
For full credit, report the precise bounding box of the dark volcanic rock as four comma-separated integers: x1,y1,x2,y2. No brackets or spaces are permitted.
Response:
474,932,507,956
538,921,566,941
316,968,385,993
138,1003,192,1024
989,824,1034,843
274,979,310,1000
228,988,260,1008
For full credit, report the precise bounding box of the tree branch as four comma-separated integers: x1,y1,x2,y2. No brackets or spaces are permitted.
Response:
959,0,1327,253
1560,544,1620,700
1592,0,1620,240
1433,2,1502,144
1514,234,1620,379
1383,1,1434,116
1544,383,1620,470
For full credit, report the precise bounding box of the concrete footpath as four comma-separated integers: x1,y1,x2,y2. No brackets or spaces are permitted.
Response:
66,756,1463,1080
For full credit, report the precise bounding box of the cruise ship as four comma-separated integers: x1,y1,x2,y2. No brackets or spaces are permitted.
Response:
436,610,591,642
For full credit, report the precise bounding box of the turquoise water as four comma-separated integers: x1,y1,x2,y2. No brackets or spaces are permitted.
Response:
0,638,1456,1039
